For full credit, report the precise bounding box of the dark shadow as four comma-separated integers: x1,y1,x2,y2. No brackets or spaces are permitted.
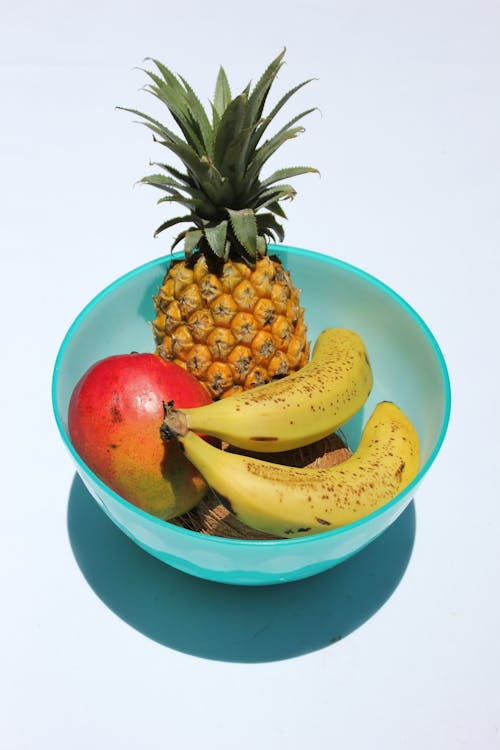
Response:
67,473,416,663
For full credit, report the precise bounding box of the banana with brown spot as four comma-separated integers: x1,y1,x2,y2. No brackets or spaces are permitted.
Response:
161,328,373,452
165,401,420,538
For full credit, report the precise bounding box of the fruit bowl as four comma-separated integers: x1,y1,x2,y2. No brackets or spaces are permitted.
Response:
52,245,451,585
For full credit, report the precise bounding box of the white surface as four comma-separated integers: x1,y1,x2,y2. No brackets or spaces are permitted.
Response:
1,1,499,748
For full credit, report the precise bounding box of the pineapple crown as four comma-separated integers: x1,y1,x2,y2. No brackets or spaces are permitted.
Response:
121,49,318,264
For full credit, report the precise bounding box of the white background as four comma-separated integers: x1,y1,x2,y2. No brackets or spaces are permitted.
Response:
1,1,499,748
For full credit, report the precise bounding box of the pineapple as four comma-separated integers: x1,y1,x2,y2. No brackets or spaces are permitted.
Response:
124,50,317,399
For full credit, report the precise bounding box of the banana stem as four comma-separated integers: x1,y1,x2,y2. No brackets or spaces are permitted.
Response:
160,400,189,441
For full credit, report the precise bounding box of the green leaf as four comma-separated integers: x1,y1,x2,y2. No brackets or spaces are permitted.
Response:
147,59,185,96
138,173,187,192
140,169,219,216
156,193,198,209
148,163,219,206
153,214,200,238
246,49,286,128
141,68,173,95
256,236,267,255
118,106,185,146
145,63,194,126
248,108,316,179
259,166,319,190
146,88,206,156
143,61,209,156
204,220,228,257
149,162,195,186
245,126,305,185
265,200,288,219
178,74,214,156
273,108,317,140
154,139,221,195
250,80,316,150
184,228,203,257
143,65,189,113
227,208,258,257
256,212,285,242
196,156,232,205
213,93,248,169
157,194,218,221
213,66,232,119
253,185,297,210
157,193,191,206
219,124,255,185
210,103,221,131
171,229,188,250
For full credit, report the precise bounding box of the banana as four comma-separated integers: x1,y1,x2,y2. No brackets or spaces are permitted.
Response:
161,328,373,452
166,401,420,538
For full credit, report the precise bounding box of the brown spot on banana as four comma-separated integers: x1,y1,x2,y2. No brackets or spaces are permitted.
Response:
173,401,420,538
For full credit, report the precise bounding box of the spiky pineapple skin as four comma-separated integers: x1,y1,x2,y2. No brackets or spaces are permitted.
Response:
152,253,310,399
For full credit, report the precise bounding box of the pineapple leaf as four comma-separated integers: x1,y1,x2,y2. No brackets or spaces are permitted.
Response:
144,61,210,156
272,108,317,140
250,80,316,150
157,192,219,220
256,236,267,255
227,208,258,257
157,194,193,206
171,228,188,249
149,162,195,186
117,107,185,146
156,193,203,211
259,166,319,190
146,61,194,119
220,125,256,187
178,74,214,156
145,86,206,156
204,220,228,258
141,68,175,96
142,65,189,110
210,103,221,131
213,66,232,119
246,49,286,128
156,139,223,197
253,184,297,210
125,49,317,258
152,171,220,216
196,156,232,205
146,59,185,96
265,200,288,219
250,106,316,165
245,126,305,185
141,170,220,215
153,214,200,238
213,93,248,170
184,228,203,257
256,212,285,242
139,173,187,192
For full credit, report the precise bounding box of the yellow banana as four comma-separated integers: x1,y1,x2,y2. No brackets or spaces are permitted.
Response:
161,328,373,452
168,401,420,538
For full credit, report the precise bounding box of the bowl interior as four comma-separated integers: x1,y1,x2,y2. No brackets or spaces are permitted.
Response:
53,246,450,584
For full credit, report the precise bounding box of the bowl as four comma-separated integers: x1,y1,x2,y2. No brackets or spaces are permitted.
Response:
52,245,451,585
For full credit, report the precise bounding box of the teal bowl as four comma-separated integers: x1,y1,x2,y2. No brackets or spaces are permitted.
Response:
52,246,451,585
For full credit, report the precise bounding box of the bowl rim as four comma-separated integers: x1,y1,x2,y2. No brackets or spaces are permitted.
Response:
52,244,451,548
